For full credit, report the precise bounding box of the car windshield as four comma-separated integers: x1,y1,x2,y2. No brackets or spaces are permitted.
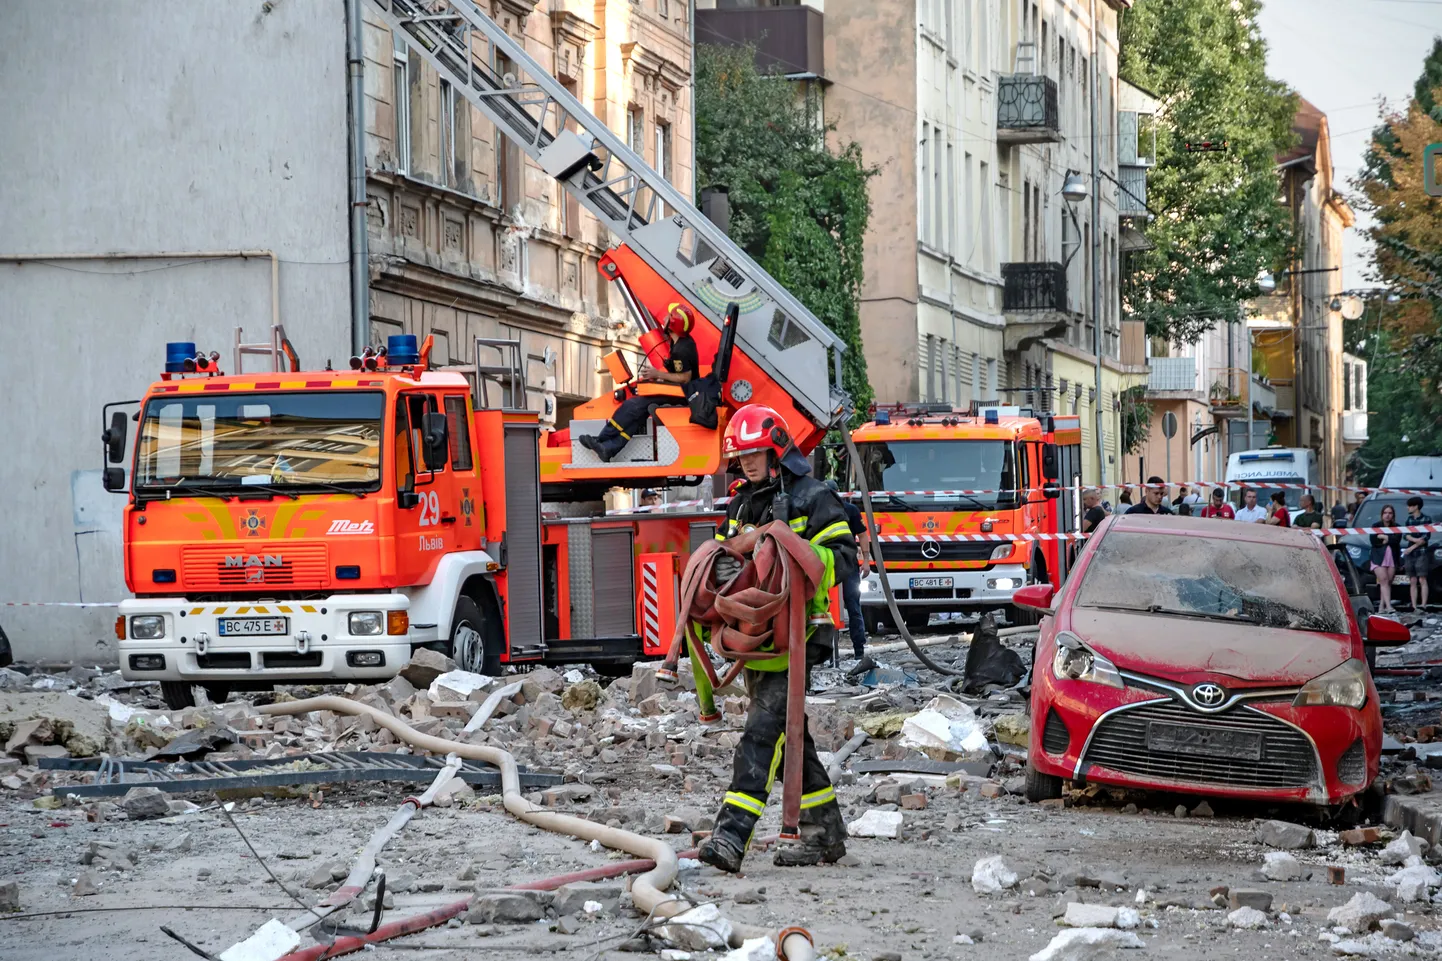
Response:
1353,495,1442,527
1075,531,1349,633
136,391,384,491
854,440,1016,510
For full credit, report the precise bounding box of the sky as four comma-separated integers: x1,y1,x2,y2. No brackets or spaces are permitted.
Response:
1254,0,1442,290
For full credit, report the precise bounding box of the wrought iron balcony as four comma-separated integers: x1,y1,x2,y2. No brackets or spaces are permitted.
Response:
1118,165,1149,218
1002,262,1067,312
997,75,1061,145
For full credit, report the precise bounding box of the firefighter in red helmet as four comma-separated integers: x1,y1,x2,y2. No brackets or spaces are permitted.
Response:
694,403,857,871
579,304,699,462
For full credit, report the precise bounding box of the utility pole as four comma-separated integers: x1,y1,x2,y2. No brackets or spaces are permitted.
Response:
1089,0,1104,485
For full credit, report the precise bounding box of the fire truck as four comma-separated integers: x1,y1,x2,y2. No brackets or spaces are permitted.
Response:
848,404,1082,633
103,0,850,709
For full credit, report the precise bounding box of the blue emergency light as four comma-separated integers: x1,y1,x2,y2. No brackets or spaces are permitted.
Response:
873,410,891,425
984,409,1000,425
1239,451,1294,462
387,334,419,367
165,342,197,373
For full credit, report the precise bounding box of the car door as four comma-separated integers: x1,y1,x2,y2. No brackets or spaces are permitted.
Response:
393,391,459,585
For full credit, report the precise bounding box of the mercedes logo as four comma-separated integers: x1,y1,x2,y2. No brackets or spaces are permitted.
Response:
1192,683,1226,707
920,539,941,560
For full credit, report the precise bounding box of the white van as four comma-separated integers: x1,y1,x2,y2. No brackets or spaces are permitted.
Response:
1225,447,1319,515
1380,456,1442,491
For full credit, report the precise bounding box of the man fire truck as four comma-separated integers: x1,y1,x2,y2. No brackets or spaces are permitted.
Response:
848,404,1082,632
104,0,852,709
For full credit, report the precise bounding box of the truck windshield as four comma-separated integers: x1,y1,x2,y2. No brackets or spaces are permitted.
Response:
136,392,384,493
854,440,1016,510
1231,482,1304,510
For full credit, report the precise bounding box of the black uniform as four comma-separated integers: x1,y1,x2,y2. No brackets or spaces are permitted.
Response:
580,333,699,461
705,467,857,867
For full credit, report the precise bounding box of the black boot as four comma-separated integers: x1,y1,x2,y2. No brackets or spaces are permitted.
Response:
698,801,758,874
578,433,623,463
773,799,847,867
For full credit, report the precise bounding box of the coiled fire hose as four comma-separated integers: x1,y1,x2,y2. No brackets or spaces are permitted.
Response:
658,521,826,841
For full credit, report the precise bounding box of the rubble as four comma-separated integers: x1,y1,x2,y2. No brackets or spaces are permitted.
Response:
1381,920,1415,942
1229,889,1273,912
119,786,169,820
1227,906,1268,929
398,649,456,689
1029,928,1144,961
848,810,904,839
1327,892,1395,930
1256,819,1315,850
467,891,547,924
0,878,18,912
971,856,1018,895
654,903,732,951
1059,904,1139,929
1262,851,1305,881
1384,861,1439,901
1379,830,1427,865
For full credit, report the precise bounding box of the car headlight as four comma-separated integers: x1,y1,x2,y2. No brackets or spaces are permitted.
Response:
1294,659,1369,709
1051,631,1124,688
348,611,384,636
990,542,1013,562
1346,544,1366,560
988,578,1017,590
129,615,165,640
859,577,874,593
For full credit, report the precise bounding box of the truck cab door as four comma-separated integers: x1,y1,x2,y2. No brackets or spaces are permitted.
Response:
393,391,459,585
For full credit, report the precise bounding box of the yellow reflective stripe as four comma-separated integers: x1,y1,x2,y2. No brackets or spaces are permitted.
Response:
609,418,630,440
724,791,765,816
189,607,204,616
235,606,250,615
276,605,293,614
748,653,789,671
764,733,786,792
811,521,850,545
301,605,318,614
788,515,808,532
715,533,727,541
800,786,836,809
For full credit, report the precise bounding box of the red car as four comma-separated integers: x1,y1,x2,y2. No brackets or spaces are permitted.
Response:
1017,514,1410,807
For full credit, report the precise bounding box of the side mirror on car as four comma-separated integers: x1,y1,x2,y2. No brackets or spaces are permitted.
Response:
1366,614,1411,647
1012,583,1055,611
421,412,449,472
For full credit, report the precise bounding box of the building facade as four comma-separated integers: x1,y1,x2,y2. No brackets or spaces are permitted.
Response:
362,0,695,426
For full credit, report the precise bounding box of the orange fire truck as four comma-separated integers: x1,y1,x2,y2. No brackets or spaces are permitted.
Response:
849,404,1082,633
104,0,849,709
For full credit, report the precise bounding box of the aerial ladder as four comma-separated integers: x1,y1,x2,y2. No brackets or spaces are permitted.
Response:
368,0,849,496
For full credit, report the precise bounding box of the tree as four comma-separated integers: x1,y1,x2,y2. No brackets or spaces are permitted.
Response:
1350,41,1442,481
1119,0,1297,343
694,43,875,419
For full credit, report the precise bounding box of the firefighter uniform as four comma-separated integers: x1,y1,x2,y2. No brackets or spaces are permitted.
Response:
579,332,699,462
701,463,858,869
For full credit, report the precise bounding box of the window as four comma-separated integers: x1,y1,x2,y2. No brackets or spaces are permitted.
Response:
963,151,974,265
628,106,645,155
980,160,992,270
444,395,474,471
562,80,582,239
933,133,944,249
496,53,520,210
1022,178,1031,260
986,357,997,398
972,353,982,403
926,334,937,400
655,121,671,183
920,123,931,245
440,80,456,187
657,0,668,17
978,0,988,72
946,142,956,253
393,36,412,175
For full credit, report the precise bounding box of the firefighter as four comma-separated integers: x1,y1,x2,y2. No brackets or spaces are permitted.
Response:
578,305,699,462
695,403,858,871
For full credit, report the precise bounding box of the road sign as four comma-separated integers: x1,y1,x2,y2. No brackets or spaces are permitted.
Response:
1161,411,1178,439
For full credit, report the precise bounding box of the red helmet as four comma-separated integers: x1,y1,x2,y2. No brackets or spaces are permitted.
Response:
664,303,695,335
722,403,791,458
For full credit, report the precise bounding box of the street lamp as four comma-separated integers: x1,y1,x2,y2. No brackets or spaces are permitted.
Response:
1257,271,1277,295
1061,170,1089,204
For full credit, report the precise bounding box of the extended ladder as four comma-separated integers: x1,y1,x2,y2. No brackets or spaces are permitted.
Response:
367,0,849,429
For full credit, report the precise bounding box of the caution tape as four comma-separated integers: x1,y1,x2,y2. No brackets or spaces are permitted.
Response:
842,483,1442,498
605,497,732,515
875,523,1442,544
2,602,121,608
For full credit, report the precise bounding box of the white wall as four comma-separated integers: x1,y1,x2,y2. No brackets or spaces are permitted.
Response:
0,1,353,664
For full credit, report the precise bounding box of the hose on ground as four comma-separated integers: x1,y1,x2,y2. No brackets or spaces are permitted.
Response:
840,428,965,677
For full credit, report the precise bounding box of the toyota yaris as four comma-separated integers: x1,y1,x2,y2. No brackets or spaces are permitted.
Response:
1020,514,1409,806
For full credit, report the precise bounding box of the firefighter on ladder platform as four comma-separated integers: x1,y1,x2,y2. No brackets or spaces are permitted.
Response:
695,403,858,871
578,304,699,462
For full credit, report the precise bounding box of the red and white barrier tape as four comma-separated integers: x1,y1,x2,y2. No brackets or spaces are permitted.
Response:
605,497,733,515
842,483,1442,498
3,601,120,608
875,523,1442,544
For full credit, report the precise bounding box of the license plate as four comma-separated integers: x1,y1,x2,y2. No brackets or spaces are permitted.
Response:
910,577,954,589
1145,721,1262,761
217,617,289,637
1395,575,1412,585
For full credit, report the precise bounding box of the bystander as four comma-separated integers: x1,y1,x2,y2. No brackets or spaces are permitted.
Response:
1295,494,1325,530
1402,496,1434,611
1126,477,1173,516
1372,504,1403,615
1235,489,1268,524
1200,488,1235,519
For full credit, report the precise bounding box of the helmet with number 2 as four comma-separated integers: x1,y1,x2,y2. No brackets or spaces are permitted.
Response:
722,404,811,475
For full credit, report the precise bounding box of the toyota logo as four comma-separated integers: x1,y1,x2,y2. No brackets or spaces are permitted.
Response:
1192,683,1226,707
920,539,942,560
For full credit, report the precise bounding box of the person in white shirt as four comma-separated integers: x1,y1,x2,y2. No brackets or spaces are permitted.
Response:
1234,488,1268,523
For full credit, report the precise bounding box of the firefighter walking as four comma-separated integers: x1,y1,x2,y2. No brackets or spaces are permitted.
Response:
693,403,858,871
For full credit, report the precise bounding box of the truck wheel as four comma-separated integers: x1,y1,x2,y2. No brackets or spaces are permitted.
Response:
160,682,231,711
450,595,502,677
1024,760,1064,803
903,610,931,635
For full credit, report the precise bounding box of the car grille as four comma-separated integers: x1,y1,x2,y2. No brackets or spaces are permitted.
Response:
894,587,974,601
1043,709,1070,755
1337,738,1367,786
181,545,329,590
882,541,1000,562
196,653,251,670
1081,700,1318,790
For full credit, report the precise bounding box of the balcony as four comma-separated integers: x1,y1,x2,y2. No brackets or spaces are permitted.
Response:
1118,165,1148,218
1002,262,1067,312
1206,367,1276,418
695,5,825,79
1343,410,1369,445
1147,356,1198,394
997,75,1061,145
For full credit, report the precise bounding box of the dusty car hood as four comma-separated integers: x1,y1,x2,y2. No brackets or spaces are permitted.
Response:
1069,608,1352,685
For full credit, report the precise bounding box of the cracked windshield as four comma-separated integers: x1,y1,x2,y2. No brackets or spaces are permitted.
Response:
1075,531,1348,633
136,392,384,490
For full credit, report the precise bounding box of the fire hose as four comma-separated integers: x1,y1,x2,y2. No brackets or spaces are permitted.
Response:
659,521,826,843
255,697,816,960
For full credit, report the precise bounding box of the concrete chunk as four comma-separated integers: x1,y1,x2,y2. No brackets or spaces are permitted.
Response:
552,881,622,917
1327,892,1395,930
971,856,1018,895
120,786,169,820
1380,830,1427,866
1263,851,1305,881
1256,819,1315,850
398,649,456,689
1029,928,1144,961
1229,889,1273,912
467,892,546,924
847,809,903,839
1227,906,1268,929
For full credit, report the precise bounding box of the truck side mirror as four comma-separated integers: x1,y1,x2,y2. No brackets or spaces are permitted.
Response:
421,412,449,472
398,472,419,509
103,411,128,464
1041,443,1059,481
103,467,127,492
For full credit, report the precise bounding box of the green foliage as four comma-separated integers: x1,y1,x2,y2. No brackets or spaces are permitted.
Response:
1350,327,1442,486
694,43,875,421
1119,0,1297,343
1119,385,1153,455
